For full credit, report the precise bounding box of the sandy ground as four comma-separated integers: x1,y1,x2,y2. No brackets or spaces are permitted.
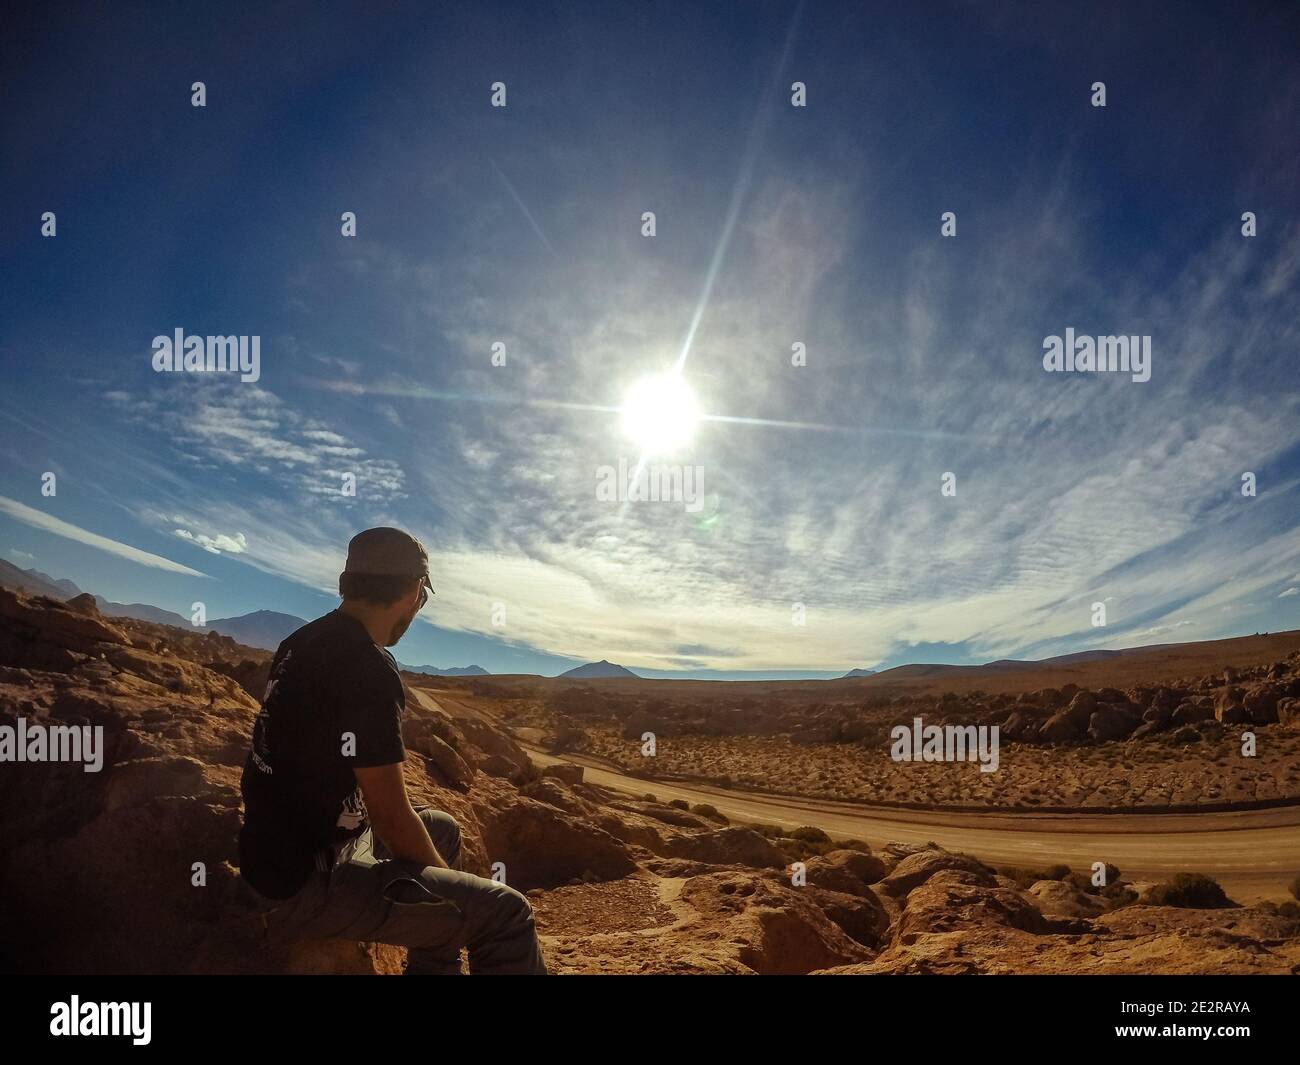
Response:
526,747,1300,904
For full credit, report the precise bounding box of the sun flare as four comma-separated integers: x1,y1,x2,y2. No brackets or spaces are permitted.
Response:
619,374,702,456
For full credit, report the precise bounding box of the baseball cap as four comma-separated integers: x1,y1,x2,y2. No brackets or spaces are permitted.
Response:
342,527,434,594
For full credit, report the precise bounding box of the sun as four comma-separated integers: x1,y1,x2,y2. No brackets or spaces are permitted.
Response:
620,373,701,455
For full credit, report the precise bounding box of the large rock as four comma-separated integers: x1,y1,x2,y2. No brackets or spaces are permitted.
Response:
1214,686,1245,722
878,848,996,897
449,712,531,776
542,762,584,786
1171,700,1212,725
999,709,1043,742
0,587,129,661
891,869,1055,946
677,872,874,974
476,796,636,890
1087,705,1139,742
419,733,475,790
801,849,888,895
1028,879,1108,917
1038,709,1084,743
661,827,788,869
1243,684,1281,724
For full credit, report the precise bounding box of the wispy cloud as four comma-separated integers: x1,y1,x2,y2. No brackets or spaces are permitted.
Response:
0,496,206,577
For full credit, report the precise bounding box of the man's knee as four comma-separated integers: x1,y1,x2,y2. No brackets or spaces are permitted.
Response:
417,808,461,860
490,881,536,933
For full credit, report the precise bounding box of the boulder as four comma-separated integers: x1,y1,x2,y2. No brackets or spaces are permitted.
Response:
1038,709,1084,743
676,872,874,974
1171,700,1212,725
802,849,888,895
418,733,475,790
65,593,101,616
1243,684,1281,724
1028,879,1107,917
999,709,1043,742
1217,705,1250,726
1214,686,1244,722
477,796,636,889
891,869,1054,944
542,762,584,786
661,827,788,869
1065,691,1097,720
1087,705,1140,742
1142,704,1173,725
878,848,996,897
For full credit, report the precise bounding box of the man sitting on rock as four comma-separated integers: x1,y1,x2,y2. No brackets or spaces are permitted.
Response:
237,526,547,975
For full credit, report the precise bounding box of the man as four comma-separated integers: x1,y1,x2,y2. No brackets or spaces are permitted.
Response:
238,526,547,975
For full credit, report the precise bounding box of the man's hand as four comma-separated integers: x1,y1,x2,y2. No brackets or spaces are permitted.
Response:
353,763,447,868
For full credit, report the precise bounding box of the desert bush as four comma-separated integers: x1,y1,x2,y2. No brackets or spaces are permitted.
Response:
669,799,690,811
1143,873,1233,909
690,803,728,824
1102,882,1140,907
788,826,831,844
547,725,588,754
999,864,1072,889
1289,875,1300,902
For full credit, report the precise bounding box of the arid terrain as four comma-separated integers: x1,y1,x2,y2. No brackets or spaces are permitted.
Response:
469,632,1300,812
2,586,1298,974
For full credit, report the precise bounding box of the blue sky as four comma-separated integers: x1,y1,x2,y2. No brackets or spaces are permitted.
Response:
1,1,1298,678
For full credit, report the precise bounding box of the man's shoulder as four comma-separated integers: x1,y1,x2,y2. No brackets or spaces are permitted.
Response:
280,612,401,690
275,611,359,653
273,612,380,674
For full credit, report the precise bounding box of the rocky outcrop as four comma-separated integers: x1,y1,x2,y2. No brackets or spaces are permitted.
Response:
878,848,996,897
661,826,788,869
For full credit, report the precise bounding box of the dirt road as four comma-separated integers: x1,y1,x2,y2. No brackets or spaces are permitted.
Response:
410,688,1300,902
527,749,1300,903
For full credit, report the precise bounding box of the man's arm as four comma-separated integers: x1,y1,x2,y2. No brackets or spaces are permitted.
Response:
353,763,447,868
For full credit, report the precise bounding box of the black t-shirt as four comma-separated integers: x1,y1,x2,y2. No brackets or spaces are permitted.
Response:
238,610,406,899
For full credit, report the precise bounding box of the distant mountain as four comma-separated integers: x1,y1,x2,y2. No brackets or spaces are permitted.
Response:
93,597,193,629
0,560,72,599
1039,649,1123,666
841,668,876,678
400,662,490,677
208,610,307,650
558,659,640,679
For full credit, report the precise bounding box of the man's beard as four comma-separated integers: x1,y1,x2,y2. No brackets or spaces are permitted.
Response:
386,611,416,646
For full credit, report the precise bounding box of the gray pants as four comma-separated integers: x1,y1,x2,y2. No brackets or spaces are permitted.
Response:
262,807,547,975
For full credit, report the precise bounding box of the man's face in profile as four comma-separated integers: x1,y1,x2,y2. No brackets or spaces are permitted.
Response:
385,580,428,646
